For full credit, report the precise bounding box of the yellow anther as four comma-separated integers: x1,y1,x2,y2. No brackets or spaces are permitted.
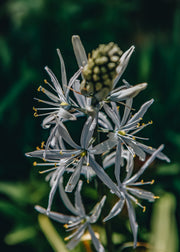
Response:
41,141,45,149
37,86,41,92
139,117,143,120
33,161,37,166
54,163,57,167
64,224,68,229
117,106,120,111
38,99,43,103
141,179,144,184
71,154,75,157
133,154,136,158
44,79,48,84
118,130,126,136
137,123,140,127
42,158,46,162
149,120,153,124
151,179,155,184
87,162,90,166
41,88,45,93
34,112,38,117
154,196,160,199
60,102,69,106
33,106,37,112
132,136,136,140
87,179,90,184
148,146,153,150
64,237,69,241
81,151,86,157
59,151,63,155
143,206,146,212
36,146,40,150
142,123,145,126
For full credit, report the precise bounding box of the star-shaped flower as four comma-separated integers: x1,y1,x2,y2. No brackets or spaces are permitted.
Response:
35,180,106,252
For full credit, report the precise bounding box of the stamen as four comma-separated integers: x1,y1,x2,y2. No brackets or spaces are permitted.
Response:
41,141,45,149
34,112,39,117
154,196,160,199
36,146,40,150
151,179,155,184
33,162,37,166
143,206,146,212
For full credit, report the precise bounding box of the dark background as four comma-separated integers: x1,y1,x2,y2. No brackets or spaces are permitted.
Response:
0,0,180,251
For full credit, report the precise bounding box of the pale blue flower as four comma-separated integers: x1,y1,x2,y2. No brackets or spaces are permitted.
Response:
35,180,106,252
103,145,165,248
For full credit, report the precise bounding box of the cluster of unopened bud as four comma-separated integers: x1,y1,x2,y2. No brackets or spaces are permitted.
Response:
80,42,123,102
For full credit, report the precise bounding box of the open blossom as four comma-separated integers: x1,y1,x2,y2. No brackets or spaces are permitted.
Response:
103,145,165,248
33,49,83,129
26,116,119,211
35,180,106,252
99,98,170,167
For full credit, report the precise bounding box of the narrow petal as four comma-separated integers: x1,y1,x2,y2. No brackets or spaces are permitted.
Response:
113,46,135,88
127,187,155,202
125,196,138,248
66,223,87,250
115,141,122,186
65,158,83,193
103,197,125,222
121,98,133,126
89,156,120,197
57,121,80,149
75,180,86,216
137,142,170,163
47,166,66,212
110,83,147,102
59,178,80,216
125,145,165,184
35,205,77,223
56,49,67,92
88,225,105,252
127,99,154,125
90,137,117,155
72,35,88,68
90,195,106,223
103,103,120,127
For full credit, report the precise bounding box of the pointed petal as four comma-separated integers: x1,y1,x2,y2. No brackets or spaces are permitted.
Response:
125,196,138,248
89,156,120,197
136,142,170,163
72,35,88,68
91,137,117,155
57,121,80,149
66,223,87,250
103,197,125,222
113,46,135,88
65,158,83,193
56,49,67,93
121,98,133,126
127,99,154,125
115,141,122,186
75,180,85,216
125,145,165,184
47,167,66,212
127,187,155,202
88,225,105,252
35,205,77,223
110,83,147,102
59,178,80,216
90,196,106,223
103,103,120,127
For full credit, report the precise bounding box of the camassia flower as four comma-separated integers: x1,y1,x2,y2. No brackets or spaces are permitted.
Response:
35,180,106,252
103,145,165,248
33,48,83,129
100,98,170,165
26,116,119,211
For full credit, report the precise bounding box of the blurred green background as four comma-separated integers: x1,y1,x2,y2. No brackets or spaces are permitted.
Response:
0,0,180,251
